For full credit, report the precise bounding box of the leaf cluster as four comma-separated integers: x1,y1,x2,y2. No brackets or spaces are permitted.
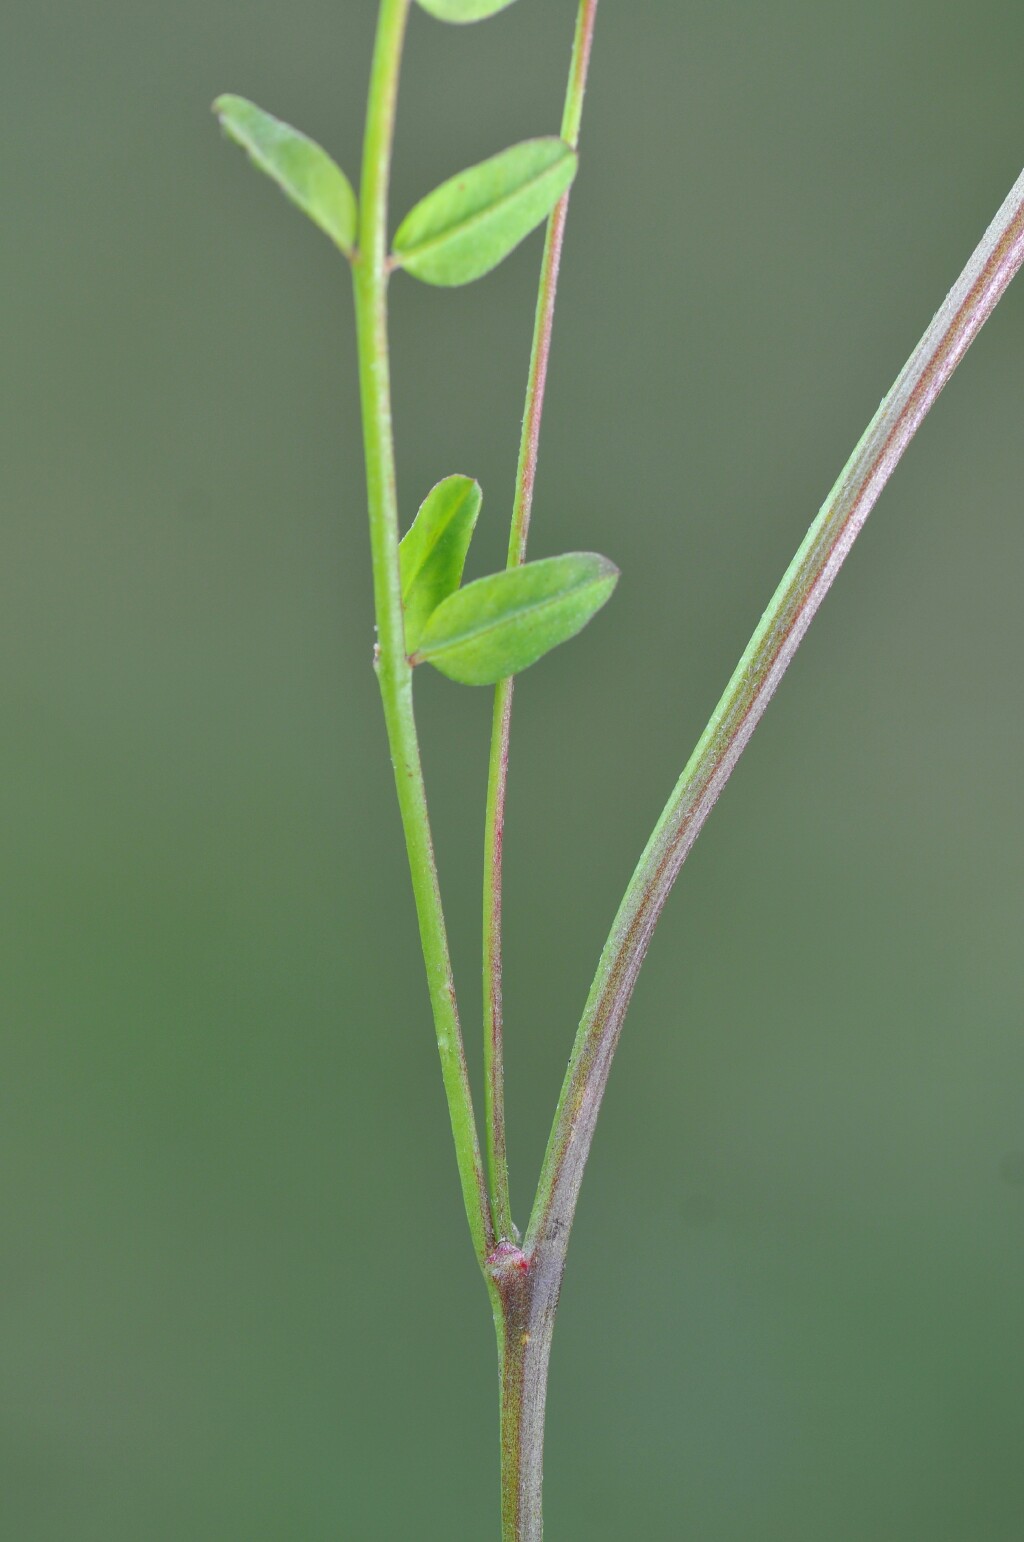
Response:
214,46,617,686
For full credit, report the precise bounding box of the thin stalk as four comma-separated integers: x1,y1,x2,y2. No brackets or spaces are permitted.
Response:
353,0,493,1268
527,164,1024,1265
482,0,599,1245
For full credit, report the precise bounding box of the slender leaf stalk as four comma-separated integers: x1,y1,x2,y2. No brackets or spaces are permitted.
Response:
526,163,1024,1267
483,0,599,1246
353,0,493,1268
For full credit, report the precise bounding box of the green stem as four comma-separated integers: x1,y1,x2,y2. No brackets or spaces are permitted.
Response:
527,162,1024,1264
482,0,599,1247
353,0,493,1268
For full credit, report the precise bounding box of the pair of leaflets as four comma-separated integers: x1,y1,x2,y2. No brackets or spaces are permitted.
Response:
213,96,576,289
400,477,617,686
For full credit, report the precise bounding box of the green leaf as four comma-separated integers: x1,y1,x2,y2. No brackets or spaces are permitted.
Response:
413,553,618,686
416,0,519,20
213,94,357,256
392,139,577,286
400,475,483,653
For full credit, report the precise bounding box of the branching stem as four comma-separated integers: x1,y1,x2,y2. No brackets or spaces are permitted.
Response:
353,7,1024,1536
527,164,1024,1266
484,155,1024,1542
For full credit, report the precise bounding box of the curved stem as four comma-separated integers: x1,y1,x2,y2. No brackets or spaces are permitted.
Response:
527,163,1024,1263
354,0,493,1268
483,0,599,1246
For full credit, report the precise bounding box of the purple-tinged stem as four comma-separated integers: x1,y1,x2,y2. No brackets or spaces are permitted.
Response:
486,176,1024,1531
525,164,1024,1271
483,0,599,1247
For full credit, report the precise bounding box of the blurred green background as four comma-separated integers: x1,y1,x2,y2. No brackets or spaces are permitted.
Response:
3,2,1024,1537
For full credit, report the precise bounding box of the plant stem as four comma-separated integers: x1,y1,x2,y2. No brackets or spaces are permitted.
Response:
495,156,1024,1542
487,1242,556,1542
483,0,599,1247
526,163,1024,1269
353,0,493,1268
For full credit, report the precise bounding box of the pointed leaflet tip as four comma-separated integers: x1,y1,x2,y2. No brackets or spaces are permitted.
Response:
214,94,357,257
413,553,619,686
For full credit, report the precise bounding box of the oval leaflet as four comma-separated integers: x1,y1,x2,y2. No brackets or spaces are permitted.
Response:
214,94,357,257
400,476,483,653
392,139,577,287
412,552,619,685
